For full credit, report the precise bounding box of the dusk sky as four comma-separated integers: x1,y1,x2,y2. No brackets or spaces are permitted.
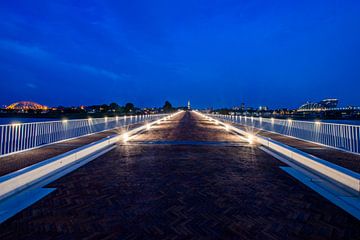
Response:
1,0,360,109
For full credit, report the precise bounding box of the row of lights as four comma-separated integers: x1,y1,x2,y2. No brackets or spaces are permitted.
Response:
59,114,322,128
122,111,181,143
61,115,152,124
226,114,325,127
202,112,254,144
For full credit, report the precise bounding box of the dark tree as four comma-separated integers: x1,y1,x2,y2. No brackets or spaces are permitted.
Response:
100,104,109,112
163,101,173,112
124,102,135,113
109,102,120,111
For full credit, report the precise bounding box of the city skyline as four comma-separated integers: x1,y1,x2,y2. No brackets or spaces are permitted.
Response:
1,98,354,110
1,1,360,109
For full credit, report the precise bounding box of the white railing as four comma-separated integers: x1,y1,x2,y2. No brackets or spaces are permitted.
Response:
0,114,166,157
210,114,360,154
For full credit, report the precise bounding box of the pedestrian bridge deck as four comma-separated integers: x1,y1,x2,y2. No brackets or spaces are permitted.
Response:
0,111,359,239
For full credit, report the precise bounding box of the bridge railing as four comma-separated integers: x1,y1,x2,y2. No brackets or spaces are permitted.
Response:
210,114,360,154
0,114,166,157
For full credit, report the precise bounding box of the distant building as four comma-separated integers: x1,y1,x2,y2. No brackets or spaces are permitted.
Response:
258,106,268,111
240,103,245,111
298,99,338,112
188,100,191,110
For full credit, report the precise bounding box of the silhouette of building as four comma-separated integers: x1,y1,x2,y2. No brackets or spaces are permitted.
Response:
298,99,338,112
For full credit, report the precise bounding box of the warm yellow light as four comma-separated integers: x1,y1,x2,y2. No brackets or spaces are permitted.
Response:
11,123,21,127
315,121,321,125
146,124,151,130
287,119,293,123
247,134,255,144
62,119,68,123
123,133,129,142
225,125,230,131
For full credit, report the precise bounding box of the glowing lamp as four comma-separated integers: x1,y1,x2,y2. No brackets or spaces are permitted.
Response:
123,133,129,142
247,134,255,144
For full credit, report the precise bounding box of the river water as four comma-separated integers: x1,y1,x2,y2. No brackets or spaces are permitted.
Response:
1,117,360,125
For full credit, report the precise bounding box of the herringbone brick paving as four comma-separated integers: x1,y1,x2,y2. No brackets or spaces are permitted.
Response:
0,122,143,176
227,122,360,173
0,111,359,239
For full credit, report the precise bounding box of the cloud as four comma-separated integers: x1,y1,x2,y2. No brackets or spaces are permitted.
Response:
0,39,126,80
26,83,37,89
0,39,51,59
64,63,126,80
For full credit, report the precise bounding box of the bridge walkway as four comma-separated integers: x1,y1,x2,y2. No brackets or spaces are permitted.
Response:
0,123,143,177
229,123,360,173
0,111,359,239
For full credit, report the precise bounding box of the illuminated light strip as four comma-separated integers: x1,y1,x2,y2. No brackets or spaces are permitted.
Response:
123,133,129,142
120,110,184,143
193,110,255,144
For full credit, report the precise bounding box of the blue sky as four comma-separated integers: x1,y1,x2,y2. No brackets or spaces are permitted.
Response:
0,0,360,109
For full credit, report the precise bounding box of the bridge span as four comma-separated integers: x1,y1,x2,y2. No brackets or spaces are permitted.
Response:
0,111,359,239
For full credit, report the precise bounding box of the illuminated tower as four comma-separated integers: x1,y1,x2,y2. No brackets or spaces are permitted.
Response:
187,100,191,110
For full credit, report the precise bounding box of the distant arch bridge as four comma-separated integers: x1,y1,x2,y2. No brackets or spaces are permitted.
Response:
6,101,48,110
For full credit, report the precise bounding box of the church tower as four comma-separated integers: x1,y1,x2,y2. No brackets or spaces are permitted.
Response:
187,100,191,110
